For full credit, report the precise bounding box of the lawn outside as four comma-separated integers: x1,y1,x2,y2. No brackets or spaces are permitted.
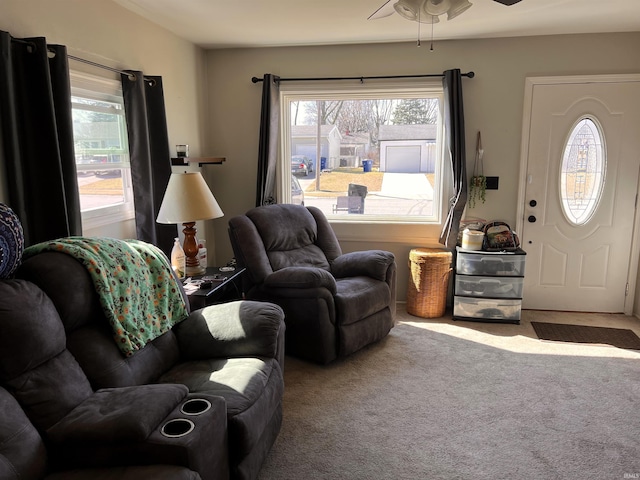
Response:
78,176,123,196
304,167,384,197
303,168,434,198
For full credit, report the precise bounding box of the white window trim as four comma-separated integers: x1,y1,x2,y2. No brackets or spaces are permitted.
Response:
279,80,447,225
70,71,135,230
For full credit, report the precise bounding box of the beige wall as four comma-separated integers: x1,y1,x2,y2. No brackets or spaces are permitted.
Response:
0,0,208,241
2,1,640,305
204,33,640,301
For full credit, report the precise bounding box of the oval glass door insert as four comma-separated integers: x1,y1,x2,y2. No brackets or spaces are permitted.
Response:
560,117,606,225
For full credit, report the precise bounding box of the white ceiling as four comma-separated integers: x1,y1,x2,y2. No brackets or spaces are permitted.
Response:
113,0,640,49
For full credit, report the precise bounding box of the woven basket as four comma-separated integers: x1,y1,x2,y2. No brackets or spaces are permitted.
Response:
407,247,453,318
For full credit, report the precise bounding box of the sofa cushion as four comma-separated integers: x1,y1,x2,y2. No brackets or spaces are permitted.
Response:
17,253,182,390
17,252,102,332
159,358,276,416
246,204,331,272
0,280,66,381
0,387,47,480
0,280,93,430
21,239,188,357
64,323,181,390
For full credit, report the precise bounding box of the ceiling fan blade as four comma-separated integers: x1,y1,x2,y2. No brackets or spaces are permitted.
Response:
493,0,522,5
368,0,397,20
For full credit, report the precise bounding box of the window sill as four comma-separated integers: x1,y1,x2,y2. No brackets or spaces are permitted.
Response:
82,208,135,231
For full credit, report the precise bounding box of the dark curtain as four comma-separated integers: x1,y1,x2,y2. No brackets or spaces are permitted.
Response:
0,31,82,246
439,69,468,249
121,71,176,257
256,74,280,206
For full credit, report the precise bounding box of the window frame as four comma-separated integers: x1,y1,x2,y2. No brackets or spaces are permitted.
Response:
69,71,135,229
279,80,447,225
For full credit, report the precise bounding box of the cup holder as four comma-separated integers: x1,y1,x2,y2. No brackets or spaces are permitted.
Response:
161,418,195,438
180,398,212,416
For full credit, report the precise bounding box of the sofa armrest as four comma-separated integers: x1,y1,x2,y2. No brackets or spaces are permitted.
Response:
331,250,395,281
47,384,189,444
46,386,228,480
174,300,285,360
264,266,337,294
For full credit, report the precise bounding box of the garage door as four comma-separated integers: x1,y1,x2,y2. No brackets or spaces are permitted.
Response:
386,145,421,173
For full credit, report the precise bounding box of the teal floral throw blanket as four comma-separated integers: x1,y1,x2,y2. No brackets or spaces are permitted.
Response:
23,237,189,357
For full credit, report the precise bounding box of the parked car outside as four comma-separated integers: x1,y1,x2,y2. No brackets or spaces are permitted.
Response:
291,155,312,176
300,155,314,173
291,175,305,205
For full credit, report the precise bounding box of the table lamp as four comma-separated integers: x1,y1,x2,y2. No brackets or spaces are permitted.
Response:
157,172,224,275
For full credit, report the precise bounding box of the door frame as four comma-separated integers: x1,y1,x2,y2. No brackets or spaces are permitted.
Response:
516,74,640,315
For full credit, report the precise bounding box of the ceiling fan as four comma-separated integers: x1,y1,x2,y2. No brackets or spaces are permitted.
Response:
368,0,523,24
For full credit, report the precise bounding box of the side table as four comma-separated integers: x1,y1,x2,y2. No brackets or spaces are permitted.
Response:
183,266,246,310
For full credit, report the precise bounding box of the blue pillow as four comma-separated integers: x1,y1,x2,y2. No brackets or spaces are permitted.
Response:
0,204,24,279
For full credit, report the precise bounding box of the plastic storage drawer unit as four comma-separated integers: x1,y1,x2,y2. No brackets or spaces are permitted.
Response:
455,275,524,299
453,297,522,323
456,250,526,276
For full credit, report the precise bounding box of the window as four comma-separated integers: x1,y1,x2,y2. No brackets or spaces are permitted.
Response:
560,117,605,226
280,82,445,224
70,72,134,228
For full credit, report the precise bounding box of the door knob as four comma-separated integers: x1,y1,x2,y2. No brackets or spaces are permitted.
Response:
528,215,537,223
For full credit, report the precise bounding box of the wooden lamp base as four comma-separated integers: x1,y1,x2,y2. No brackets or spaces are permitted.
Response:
182,221,205,275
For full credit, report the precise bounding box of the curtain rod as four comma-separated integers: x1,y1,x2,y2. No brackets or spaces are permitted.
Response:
10,36,149,82
66,55,156,83
251,71,475,83
67,54,135,79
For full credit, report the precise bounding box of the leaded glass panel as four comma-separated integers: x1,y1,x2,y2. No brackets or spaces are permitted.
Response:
560,117,605,225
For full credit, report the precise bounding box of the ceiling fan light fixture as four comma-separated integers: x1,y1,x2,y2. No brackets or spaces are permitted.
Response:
418,13,440,24
447,0,473,20
423,0,452,16
493,0,522,5
393,0,422,21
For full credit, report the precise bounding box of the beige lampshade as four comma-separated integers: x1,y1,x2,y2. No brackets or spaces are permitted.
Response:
156,172,224,224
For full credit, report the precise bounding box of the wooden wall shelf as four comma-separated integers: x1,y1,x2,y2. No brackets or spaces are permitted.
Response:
171,157,226,167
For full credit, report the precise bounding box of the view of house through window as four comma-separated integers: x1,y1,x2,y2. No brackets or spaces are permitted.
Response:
70,72,134,226
281,84,444,223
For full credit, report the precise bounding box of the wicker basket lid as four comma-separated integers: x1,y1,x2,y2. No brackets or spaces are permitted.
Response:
409,246,452,262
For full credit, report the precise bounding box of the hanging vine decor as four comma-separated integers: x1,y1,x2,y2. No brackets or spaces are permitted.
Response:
469,131,486,208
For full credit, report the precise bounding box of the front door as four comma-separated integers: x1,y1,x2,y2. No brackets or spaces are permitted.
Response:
517,76,640,313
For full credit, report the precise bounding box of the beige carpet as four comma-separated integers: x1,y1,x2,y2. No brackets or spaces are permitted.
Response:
258,305,640,480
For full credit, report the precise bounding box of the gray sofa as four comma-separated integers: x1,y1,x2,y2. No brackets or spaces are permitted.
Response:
228,204,397,364
1,249,285,480
0,383,203,480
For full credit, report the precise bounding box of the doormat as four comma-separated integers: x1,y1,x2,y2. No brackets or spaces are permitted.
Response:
531,322,640,350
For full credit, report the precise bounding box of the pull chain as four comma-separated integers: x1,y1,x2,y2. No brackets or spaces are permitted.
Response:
430,19,434,51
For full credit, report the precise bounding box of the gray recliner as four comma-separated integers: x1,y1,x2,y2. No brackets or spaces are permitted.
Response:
228,204,397,364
